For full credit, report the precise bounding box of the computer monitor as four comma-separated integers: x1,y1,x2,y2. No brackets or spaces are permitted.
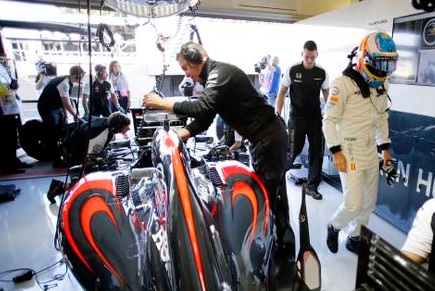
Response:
390,11,435,86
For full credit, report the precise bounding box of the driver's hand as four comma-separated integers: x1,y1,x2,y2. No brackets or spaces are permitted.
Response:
333,151,347,172
143,91,163,109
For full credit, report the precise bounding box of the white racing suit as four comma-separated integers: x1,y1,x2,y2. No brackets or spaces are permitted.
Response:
322,76,391,237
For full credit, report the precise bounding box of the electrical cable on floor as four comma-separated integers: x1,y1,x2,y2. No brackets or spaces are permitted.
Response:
0,258,67,290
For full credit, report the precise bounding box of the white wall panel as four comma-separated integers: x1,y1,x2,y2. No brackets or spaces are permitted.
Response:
298,0,435,118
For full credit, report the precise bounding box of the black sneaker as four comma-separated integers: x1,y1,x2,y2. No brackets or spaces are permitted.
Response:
47,179,65,203
306,188,323,200
326,224,339,253
345,236,360,255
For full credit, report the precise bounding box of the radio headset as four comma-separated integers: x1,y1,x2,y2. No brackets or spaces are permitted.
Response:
95,65,105,78
182,46,203,64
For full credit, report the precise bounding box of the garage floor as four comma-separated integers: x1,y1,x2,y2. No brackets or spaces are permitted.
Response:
0,164,407,291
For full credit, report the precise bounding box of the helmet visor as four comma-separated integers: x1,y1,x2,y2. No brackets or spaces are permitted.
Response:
364,53,397,74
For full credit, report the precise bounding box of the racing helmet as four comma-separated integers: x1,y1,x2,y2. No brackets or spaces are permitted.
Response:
356,32,398,88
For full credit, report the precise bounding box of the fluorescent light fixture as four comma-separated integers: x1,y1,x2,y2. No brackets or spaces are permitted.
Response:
104,0,199,18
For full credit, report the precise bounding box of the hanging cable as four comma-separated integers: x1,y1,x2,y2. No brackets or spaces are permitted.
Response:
189,24,202,44
154,33,168,95
143,15,170,95
97,23,115,51
97,0,115,51
187,1,202,44
189,0,201,14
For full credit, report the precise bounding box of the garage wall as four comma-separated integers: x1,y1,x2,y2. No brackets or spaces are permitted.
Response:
198,0,358,22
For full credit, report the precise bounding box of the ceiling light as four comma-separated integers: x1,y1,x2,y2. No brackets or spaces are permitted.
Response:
104,0,199,18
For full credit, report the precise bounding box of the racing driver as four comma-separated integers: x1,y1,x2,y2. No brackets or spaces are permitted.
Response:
323,32,399,254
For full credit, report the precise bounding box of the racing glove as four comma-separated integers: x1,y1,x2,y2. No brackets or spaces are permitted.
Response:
116,104,126,114
379,159,400,185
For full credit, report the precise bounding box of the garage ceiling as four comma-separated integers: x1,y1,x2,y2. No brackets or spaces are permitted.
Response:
5,0,360,23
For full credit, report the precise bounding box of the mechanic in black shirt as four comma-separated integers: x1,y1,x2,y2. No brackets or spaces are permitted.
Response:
47,111,131,203
37,65,86,167
82,64,123,119
275,40,329,200
143,42,293,256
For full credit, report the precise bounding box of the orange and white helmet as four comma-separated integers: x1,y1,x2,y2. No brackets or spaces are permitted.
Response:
357,32,399,88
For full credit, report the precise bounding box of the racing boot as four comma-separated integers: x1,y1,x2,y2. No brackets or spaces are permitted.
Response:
345,236,360,255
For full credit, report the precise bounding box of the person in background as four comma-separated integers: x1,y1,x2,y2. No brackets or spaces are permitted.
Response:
178,75,206,136
401,198,435,265
258,54,271,94
220,123,248,166
178,75,204,99
143,42,293,257
108,60,130,112
229,130,244,153
0,30,32,174
276,40,329,200
82,64,123,119
266,56,281,107
35,61,57,97
37,65,86,167
218,122,245,151
323,32,399,255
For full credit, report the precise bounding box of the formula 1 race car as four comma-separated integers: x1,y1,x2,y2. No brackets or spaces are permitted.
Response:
56,110,320,291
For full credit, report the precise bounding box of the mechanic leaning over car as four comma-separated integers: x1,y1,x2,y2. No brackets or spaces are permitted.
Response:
46,111,131,204
143,41,294,257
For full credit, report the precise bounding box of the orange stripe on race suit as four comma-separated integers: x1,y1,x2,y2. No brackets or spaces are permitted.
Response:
330,96,339,103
